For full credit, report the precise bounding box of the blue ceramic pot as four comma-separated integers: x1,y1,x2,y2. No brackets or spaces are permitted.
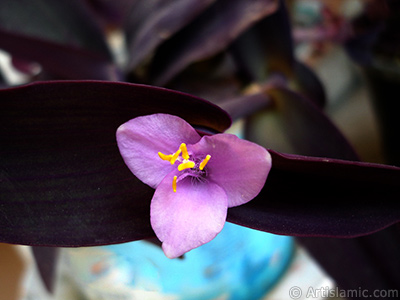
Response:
65,223,293,300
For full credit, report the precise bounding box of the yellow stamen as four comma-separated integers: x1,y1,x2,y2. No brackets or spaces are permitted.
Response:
170,149,181,165
159,143,210,193
199,155,211,170
172,175,177,192
179,143,190,160
158,149,181,165
178,160,195,171
158,152,172,161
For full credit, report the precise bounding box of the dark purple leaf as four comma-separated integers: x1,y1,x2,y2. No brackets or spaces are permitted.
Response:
167,53,244,104
217,74,286,120
345,1,400,166
245,87,359,160
0,80,230,247
0,0,111,58
151,0,279,85
230,1,325,108
298,225,400,300
0,68,5,85
293,61,326,108
344,23,382,66
230,0,294,82
1,81,398,248
85,0,138,27
344,0,398,66
220,93,273,121
126,0,215,71
364,65,400,166
370,1,400,61
32,247,60,293
11,56,41,76
228,150,400,238
0,29,119,80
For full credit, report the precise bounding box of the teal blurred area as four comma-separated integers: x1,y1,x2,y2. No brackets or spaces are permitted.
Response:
65,223,294,300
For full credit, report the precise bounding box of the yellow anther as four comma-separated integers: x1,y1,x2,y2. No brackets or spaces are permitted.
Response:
199,155,211,170
170,149,181,165
178,160,195,171
179,143,190,160
158,152,172,161
172,175,177,192
158,149,181,165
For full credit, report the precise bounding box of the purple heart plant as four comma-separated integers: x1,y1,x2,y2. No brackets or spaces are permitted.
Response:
1,0,400,297
117,113,271,258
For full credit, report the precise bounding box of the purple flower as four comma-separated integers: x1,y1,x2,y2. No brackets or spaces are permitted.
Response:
116,113,272,258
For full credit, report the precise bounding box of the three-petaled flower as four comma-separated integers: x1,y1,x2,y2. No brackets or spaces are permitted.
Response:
116,114,272,258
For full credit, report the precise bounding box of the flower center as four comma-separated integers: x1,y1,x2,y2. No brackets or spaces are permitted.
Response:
158,143,211,192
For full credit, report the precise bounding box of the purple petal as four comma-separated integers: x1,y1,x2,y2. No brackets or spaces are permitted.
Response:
117,114,201,188
150,172,228,258
190,134,271,207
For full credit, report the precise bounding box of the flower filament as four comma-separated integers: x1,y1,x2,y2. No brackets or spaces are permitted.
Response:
199,155,211,171
172,176,177,193
158,143,211,192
